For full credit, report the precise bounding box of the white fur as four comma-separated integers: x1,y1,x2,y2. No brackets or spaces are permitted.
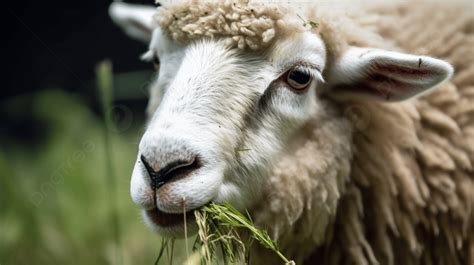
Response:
131,29,327,233
109,2,156,42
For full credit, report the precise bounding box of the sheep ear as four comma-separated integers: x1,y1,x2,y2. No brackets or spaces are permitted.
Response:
109,2,157,43
326,47,453,102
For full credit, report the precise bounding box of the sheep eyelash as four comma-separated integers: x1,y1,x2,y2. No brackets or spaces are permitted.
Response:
291,64,325,84
278,61,325,84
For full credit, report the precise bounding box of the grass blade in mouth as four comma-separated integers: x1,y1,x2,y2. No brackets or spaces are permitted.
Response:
155,202,294,264
194,202,294,265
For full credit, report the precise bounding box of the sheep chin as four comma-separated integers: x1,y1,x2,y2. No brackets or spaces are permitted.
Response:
141,208,199,238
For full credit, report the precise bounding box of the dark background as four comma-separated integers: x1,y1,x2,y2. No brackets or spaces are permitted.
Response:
1,2,175,263
4,0,157,143
6,0,154,98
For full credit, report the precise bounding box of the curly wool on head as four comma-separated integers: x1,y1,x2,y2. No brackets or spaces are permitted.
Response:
154,0,391,68
155,0,308,50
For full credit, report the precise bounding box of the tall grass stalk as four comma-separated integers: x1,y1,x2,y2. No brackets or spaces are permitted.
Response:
183,198,190,257
96,60,122,264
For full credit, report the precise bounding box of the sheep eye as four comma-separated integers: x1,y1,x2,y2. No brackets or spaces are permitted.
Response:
286,69,312,91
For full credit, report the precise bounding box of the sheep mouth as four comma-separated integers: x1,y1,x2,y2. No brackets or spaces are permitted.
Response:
145,208,196,227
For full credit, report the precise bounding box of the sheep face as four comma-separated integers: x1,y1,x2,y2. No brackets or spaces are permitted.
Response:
110,2,453,237
133,27,326,236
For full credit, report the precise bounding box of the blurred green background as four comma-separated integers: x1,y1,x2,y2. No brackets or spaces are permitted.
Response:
3,1,196,264
0,70,192,264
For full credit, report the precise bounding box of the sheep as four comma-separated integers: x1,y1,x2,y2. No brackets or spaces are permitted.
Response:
109,1,474,264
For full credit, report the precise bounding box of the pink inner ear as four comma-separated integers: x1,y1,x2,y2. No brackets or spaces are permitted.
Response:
364,74,411,101
335,61,437,101
372,62,434,78
353,62,439,101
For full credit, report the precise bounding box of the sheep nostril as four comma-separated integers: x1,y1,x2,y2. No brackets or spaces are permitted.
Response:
140,155,159,190
140,155,200,190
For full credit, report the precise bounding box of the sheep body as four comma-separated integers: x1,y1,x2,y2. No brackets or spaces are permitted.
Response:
246,1,474,264
155,1,473,264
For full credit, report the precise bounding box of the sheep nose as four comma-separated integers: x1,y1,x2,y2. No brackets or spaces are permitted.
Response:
140,154,200,190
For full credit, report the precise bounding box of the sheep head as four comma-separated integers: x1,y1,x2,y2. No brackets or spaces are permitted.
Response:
109,1,453,240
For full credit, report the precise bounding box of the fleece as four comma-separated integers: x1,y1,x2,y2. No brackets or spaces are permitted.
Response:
156,1,474,264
